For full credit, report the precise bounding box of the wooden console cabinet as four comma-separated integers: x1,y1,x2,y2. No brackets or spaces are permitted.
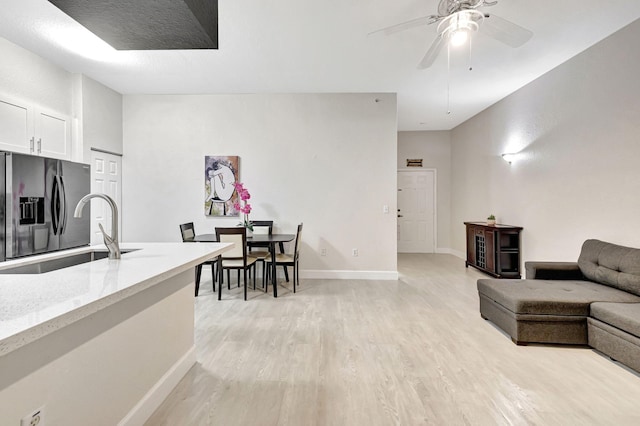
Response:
464,222,523,278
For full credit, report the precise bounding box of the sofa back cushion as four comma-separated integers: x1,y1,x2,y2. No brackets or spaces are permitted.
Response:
578,239,640,296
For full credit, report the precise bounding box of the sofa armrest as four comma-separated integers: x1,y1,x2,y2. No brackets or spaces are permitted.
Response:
525,261,585,280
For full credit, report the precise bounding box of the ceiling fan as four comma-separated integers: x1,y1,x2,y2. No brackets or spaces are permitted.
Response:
370,0,533,69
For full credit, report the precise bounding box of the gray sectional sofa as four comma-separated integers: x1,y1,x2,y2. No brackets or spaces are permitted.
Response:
477,239,640,372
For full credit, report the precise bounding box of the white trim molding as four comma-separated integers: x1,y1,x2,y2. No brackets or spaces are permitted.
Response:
447,248,466,260
301,270,399,280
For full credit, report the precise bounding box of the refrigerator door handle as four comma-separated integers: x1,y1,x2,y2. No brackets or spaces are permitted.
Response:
59,176,68,234
51,176,61,235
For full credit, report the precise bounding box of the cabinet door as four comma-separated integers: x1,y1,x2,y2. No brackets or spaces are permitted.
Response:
0,97,33,154
35,108,71,160
466,225,476,265
485,230,495,273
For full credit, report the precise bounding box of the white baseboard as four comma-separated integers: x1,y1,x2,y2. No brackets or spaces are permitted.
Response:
119,346,196,426
436,248,466,260
435,248,453,254
449,249,466,260
301,270,399,280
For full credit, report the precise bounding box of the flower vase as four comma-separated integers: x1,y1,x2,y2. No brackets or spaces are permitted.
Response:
245,227,253,238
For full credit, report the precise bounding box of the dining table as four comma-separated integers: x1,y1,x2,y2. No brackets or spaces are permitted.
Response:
189,233,295,298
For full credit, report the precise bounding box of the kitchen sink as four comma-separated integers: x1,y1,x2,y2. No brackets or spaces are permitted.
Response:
0,249,138,275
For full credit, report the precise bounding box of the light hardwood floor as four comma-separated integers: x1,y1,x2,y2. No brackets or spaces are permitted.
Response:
145,254,640,425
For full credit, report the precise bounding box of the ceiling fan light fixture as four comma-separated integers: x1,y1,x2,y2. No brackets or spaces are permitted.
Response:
450,29,468,46
438,10,483,47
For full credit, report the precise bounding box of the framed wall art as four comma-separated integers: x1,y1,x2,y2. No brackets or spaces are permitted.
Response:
204,155,239,216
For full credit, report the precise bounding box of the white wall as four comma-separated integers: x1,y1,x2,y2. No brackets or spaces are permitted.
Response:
80,75,123,160
450,19,640,264
397,131,452,251
122,93,398,277
0,37,73,116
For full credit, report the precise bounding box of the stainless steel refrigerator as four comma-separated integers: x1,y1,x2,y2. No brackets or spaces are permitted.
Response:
1,152,90,261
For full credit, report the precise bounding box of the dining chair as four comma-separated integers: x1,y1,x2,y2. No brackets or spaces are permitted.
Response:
215,227,258,301
248,220,273,288
179,222,217,297
249,220,291,285
266,223,303,293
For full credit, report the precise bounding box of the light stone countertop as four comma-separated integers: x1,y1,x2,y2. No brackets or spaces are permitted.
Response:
0,242,232,357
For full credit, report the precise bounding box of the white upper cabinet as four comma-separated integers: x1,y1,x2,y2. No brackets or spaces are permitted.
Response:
34,107,71,159
0,95,71,160
0,96,33,155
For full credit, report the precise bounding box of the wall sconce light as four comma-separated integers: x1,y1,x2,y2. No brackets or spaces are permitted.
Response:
502,153,516,164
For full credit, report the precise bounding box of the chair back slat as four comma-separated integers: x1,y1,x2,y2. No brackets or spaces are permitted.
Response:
216,227,247,261
251,220,273,235
179,222,195,241
293,223,303,257
253,226,270,235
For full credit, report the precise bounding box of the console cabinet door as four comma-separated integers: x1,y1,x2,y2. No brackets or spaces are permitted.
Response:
466,225,476,266
485,230,495,273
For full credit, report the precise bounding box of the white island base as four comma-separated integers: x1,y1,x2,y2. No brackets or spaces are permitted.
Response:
0,242,231,425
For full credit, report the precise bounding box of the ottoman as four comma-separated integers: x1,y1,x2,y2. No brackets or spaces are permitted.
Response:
478,278,640,345
588,302,640,373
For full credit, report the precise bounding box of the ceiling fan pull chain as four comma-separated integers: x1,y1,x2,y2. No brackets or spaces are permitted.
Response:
468,34,473,71
447,41,451,115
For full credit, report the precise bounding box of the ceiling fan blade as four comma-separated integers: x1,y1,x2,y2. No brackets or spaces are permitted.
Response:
480,13,533,47
417,35,445,69
368,15,441,36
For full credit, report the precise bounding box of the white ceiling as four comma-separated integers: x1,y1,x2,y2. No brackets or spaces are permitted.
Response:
1,0,640,131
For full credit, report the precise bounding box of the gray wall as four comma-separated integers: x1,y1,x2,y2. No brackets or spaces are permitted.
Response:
122,93,398,277
397,131,452,251
450,19,640,262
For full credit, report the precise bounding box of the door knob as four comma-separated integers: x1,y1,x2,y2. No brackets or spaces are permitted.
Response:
398,215,403,218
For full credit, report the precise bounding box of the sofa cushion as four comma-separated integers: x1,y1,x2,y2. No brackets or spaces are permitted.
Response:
578,239,640,296
477,279,640,316
590,302,640,339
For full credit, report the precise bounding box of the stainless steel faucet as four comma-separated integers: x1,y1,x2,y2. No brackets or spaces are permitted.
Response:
74,193,121,259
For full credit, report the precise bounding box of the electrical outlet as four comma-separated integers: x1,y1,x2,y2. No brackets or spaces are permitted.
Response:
320,248,327,256
21,407,44,426
352,248,358,257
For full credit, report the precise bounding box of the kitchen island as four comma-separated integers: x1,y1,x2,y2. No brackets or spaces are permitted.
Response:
0,242,232,426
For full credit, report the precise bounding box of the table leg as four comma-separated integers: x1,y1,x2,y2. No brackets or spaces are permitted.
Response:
271,242,278,298
218,256,223,300
279,242,289,282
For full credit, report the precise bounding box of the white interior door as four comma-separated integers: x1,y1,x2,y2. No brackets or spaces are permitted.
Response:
397,170,436,253
90,150,123,245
